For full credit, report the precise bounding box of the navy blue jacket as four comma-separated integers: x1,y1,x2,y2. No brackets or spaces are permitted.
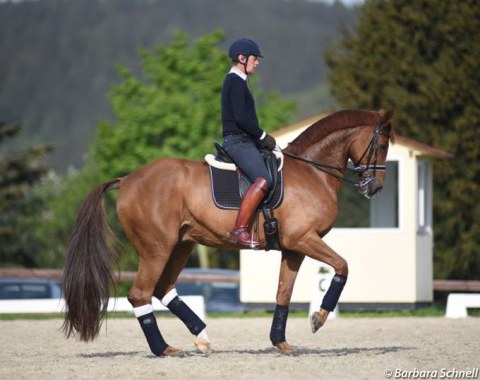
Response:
221,72,265,139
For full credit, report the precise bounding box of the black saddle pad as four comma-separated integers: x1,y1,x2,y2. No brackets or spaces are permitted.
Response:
208,166,284,210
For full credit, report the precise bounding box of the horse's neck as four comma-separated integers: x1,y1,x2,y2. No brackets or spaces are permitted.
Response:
301,129,353,170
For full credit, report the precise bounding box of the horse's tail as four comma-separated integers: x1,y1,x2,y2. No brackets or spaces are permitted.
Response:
62,178,121,342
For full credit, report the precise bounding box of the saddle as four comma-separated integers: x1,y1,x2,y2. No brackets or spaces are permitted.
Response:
205,142,284,209
204,142,284,250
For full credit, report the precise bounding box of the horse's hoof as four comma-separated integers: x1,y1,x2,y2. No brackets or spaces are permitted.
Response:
161,345,184,357
194,336,212,355
310,309,329,333
274,341,296,355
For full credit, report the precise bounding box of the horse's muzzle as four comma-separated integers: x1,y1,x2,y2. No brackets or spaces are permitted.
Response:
357,175,383,199
368,182,383,198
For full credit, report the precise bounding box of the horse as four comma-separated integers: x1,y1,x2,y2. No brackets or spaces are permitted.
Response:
62,109,394,356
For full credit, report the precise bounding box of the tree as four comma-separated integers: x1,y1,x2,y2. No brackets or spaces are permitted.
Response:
0,122,52,267
92,31,295,178
325,0,480,279
0,0,355,171
33,166,104,268
40,31,296,269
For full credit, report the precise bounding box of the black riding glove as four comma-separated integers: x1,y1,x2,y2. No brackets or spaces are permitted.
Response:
262,134,277,151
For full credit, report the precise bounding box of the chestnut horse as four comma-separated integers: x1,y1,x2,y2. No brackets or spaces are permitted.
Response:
63,109,394,356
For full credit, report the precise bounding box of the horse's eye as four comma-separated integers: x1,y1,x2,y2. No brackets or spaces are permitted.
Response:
378,144,388,153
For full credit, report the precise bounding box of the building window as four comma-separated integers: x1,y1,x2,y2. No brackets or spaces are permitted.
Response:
335,160,399,228
417,159,432,233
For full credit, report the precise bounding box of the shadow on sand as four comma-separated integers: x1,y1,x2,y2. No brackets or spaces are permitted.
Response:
79,345,415,359
210,345,415,357
79,351,143,358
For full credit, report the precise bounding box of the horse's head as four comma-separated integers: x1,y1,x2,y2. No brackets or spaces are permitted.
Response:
350,109,394,199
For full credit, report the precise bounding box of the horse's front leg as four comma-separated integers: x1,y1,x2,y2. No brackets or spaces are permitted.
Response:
292,232,348,333
270,249,305,355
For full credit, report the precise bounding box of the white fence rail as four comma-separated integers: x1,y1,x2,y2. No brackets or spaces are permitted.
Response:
0,296,206,320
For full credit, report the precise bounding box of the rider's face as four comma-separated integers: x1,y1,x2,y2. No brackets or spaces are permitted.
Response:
238,55,260,75
245,55,260,74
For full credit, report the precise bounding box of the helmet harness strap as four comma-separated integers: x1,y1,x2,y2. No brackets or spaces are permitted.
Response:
238,54,251,75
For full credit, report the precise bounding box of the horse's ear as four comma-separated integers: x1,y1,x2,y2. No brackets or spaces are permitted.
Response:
380,109,394,124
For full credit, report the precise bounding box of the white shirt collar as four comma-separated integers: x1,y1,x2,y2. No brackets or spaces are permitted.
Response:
229,66,247,81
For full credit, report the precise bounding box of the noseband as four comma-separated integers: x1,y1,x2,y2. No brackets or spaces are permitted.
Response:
353,122,391,198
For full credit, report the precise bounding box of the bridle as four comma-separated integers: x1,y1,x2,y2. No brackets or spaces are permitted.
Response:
352,122,391,198
282,121,391,197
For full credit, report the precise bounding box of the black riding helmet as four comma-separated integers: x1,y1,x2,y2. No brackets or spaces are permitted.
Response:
228,38,263,62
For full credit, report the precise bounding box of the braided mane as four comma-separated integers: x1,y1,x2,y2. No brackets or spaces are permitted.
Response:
285,110,381,155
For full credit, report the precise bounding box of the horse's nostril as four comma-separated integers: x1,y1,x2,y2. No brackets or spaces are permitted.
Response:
371,185,383,196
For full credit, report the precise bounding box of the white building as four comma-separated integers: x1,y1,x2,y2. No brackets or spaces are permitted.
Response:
240,113,452,310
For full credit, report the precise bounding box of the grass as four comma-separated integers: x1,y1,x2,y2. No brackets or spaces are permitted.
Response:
340,307,446,318
0,312,65,320
1,306,478,321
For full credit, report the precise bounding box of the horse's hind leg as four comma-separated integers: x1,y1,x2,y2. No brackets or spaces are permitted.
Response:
126,238,182,357
153,243,212,355
270,250,304,355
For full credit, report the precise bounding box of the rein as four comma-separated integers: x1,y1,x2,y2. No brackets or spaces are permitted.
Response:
282,150,360,185
282,122,391,190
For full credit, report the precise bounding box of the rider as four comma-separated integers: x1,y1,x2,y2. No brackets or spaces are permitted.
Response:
222,38,277,247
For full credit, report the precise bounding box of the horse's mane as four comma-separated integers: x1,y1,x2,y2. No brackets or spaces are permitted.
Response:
285,110,382,155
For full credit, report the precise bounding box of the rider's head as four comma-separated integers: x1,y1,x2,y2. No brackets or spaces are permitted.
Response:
228,38,263,75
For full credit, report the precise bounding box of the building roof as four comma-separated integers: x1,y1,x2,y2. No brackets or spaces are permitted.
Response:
393,135,453,158
272,112,453,159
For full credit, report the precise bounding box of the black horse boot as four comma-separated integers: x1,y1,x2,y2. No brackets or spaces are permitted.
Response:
228,177,268,247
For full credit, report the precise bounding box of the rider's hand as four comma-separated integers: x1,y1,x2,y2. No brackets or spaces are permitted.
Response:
262,134,277,151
